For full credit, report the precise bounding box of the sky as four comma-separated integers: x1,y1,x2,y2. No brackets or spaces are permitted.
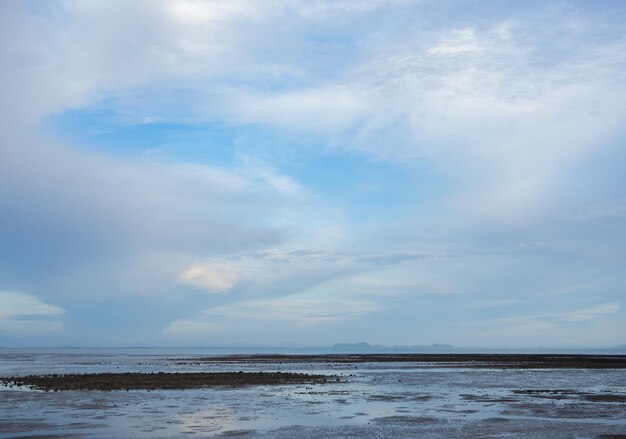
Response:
1,0,625,348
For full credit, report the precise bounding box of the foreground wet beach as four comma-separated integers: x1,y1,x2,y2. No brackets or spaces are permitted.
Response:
1,352,625,438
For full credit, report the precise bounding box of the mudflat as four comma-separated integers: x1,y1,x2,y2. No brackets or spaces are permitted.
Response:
1,352,625,438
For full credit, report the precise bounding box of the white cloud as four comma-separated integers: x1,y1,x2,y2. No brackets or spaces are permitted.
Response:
178,263,240,293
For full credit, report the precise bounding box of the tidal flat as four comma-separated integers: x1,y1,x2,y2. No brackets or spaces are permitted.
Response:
1,351,625,438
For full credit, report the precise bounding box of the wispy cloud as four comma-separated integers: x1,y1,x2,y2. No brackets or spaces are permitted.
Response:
163,294,382,337
0,291,65,336
569,199,626,222
549,302,621,322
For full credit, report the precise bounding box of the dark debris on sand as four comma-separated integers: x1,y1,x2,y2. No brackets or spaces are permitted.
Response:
0,372,333,391
172,354,626,369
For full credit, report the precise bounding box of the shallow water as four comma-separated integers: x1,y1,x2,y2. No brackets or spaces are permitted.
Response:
1,350,625,438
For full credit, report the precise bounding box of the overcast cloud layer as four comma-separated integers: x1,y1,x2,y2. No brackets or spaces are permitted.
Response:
1,0,625,347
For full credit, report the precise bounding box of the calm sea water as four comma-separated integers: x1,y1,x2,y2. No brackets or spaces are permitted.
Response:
1,349,625,438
